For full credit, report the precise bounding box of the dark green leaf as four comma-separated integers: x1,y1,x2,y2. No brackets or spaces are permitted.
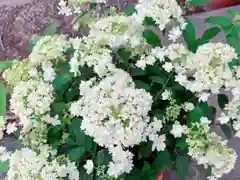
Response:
51,102,66,115
142,162,152,179
227,36,240,54
206,106,216,125
27,36,41,52
94,149,112,166
0,83,6,118
118,49,131,67
0,60,13,71
138,142,152,158
79,167,93,180
218,94,229,109
0,161,9,173
143,17,158,27
143,30,161,47
41,24,57,36
187,106,204,126
188,0,209,7
228,59,240,70
176,138,188,149
123,5,136,16
149,76,164,85
68,147,85,161
125,168,142,180
221,124,232,139
134,80,151,92
131,67,146,76
176,155,190,180
153,150,172,174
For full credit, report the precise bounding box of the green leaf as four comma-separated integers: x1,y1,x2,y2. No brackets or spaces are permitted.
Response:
184,20,196,47
205,16,232,30
0,161,9,173
142,162,152,179
53,71,73,91
117,49,131,68
51,102,66,115
123,5,136,16
68,147,85,161
143,30,161,47
153,150,172,174
176,138,188,149
187,106,205,126
27,36,42,53
221,124,232,139
0,83,6,118
143,17,158,27
41,24,57,36
0,60,13,71
79,167,93,180
149,76,164,85
218,94,229,109
131,68,146,76
95,149,112,166
200,27,221,43
227,9,237,18
228,59,240,70
134,80,151,92
125,168,142,180
188,0,209,7
227,36,240,54
206,106,216,125
176,155,190,180
138,142,152,159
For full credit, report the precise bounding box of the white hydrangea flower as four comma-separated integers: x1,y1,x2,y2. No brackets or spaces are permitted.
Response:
168,26,182,42
161,89,172,100
107,146,133,178
166,43,238,94
217,113,230,124
185,123,237,180
42,62,56,82
198,92,211,102
6,146,79,180
43,115,61,126
183,102,194,111
136,54,156,70
10,79,54,130
88,15,146,49
6,122,17,134
162,62,173,72
151,47,166,62
200,117,211,125
149,134,166,151
84,160,94,174
29,35,70,66
71,70,153,148
170,122,184,138
135,0,185,31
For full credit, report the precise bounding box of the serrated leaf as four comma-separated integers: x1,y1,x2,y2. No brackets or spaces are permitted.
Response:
143,30,162,47
134,80,151,92
41,24,57,36
0,83,6,118
123,5,136,16
218,94,229,109
0,60,13,71
188,0,209,7
95,149,112,166
68,147,85,161
221,124,232,139
53,72,73,91
176,155,190,180
0,161,9,173
153,150,172,174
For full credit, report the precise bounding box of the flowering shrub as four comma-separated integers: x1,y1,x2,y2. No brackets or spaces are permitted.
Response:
0,0,240,180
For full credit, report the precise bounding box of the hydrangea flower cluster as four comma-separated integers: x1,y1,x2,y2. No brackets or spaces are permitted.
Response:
2,146,79,180
1,0,239,179
185,123,237,180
